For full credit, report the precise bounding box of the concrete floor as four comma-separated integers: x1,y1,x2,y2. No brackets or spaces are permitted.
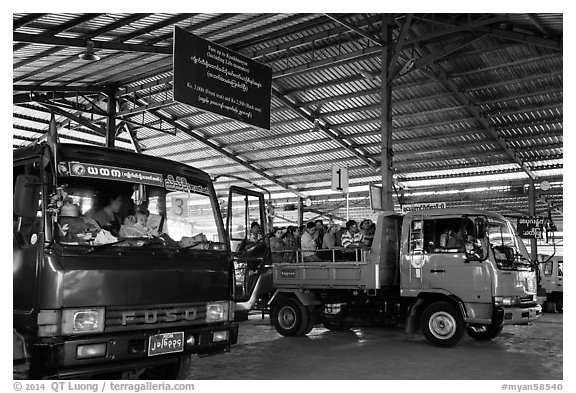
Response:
184,312,563,380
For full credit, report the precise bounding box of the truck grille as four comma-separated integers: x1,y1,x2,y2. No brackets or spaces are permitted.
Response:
519,296,537,308
105,303,207,332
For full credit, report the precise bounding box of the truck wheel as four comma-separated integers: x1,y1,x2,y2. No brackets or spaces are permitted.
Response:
544,301,557,313
272,298,310,336
323,319,352,331
421,301,465,347
302,319,315,335
467,325,503,340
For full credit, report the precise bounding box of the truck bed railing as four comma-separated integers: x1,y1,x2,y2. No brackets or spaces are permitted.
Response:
270,248,368,264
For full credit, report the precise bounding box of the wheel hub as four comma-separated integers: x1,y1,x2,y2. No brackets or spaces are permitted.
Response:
429,311,456,339
278,306,297,329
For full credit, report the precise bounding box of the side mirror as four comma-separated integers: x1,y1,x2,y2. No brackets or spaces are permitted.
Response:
14,174,41,218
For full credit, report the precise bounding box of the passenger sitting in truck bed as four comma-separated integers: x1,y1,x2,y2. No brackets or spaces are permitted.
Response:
341,220,364,249
301,221,319,262
270,227,285,264
320,224,343,261
359,219,374,247
282,226,298,263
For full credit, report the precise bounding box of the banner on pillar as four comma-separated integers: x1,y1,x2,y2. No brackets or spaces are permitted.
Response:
517,216,545,239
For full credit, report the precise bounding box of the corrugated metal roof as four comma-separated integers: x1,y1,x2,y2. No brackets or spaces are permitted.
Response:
13,12,563,224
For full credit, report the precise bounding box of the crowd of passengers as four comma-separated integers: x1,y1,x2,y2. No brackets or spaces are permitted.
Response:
249,218,376,263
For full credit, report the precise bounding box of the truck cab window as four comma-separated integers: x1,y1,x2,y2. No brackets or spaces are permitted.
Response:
423,218,462,253
51,171,224,251
487,219,531,270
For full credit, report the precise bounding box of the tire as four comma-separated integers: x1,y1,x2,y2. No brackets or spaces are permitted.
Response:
544,301,557,313
323,319,352,331
302,319,315,335
467,325,503,341
272,298,310,337
421,301,465,347
556,299,563,313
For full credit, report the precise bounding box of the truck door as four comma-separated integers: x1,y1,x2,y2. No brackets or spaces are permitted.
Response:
425,217,492,304
226,186,269,302
13,159,43,322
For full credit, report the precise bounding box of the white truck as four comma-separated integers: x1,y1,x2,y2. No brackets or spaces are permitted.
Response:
269,209,542,347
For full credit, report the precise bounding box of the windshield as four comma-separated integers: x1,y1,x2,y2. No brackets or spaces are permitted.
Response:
53,161,225,251
487,218,532,270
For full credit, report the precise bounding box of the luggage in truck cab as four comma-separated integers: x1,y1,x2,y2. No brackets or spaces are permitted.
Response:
12,143,261,379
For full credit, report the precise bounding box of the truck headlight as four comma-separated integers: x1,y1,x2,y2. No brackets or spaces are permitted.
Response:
494,296,520,307
206,301,230,322
62,308,105,335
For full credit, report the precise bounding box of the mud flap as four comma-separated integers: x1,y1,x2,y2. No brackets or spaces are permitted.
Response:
405,298,424,335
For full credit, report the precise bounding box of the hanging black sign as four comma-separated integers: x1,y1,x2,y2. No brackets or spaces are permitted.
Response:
173,27,272,130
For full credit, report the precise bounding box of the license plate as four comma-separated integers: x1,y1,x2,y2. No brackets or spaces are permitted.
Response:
529,309,536,319
148,332,184,357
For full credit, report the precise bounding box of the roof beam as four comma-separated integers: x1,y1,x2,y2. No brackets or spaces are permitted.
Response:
524,14,553,37
13,14,153,81
19,95,106,135
13,32,173,55
118,92,308,198
13,13,47,30
13,84,106,93
45,14,196,86
13,13,101,55
324,14,382,46
121,122,143,154
271,85,379,170
411,14,561,50
148,109,307,198
393,33,488,80
405,15,507,47
272,45,381,80
412,42,540,180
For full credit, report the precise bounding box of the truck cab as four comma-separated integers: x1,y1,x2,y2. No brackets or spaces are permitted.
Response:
539,255,563,312
269,208,541,347
13,143,241,379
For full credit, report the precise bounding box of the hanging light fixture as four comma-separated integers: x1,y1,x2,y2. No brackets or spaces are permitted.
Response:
78,40,100,61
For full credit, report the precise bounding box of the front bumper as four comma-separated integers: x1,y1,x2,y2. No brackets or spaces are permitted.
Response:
494,304,542,326
29,323,238,379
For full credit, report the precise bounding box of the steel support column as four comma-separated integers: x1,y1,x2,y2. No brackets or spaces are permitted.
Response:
528,180,538,261
380,16,394,211
106,90,117,148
